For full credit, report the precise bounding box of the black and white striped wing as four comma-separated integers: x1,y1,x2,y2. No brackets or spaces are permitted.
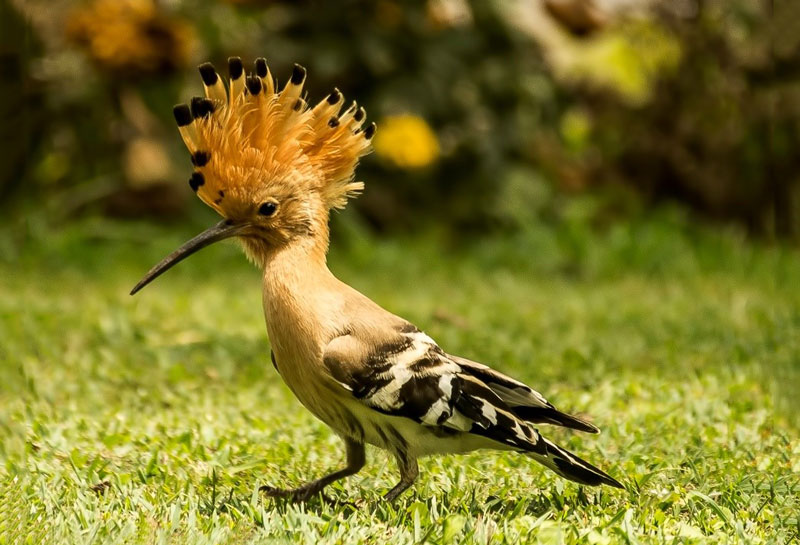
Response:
448,355,600,434
324,326,542,450
323,325,624,488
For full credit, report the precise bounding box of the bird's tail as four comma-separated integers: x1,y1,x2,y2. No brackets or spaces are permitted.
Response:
527,438,624,488
512,406,600,434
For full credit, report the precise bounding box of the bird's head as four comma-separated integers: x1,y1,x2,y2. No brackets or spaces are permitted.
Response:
131,57,374,295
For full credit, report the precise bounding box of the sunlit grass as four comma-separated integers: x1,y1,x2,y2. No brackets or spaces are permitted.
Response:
1,209,798,544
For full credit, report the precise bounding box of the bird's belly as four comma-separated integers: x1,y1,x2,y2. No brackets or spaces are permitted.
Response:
273,365,344,431
341,398,495,457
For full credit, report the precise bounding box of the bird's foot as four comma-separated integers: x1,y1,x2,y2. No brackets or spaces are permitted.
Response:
382,478,415,503
383,486,404,503
260,484,343,506
260,483,321,502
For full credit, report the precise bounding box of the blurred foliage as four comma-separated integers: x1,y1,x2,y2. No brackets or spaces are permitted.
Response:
557,19,683,105
65,0,196,77
0,1,45,205
2,0,799,239
581,1,800,238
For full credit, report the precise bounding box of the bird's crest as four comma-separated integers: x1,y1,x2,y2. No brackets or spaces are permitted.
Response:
173,57,374,215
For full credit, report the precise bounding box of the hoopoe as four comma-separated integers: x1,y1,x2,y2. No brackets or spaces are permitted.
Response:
131,57,624,502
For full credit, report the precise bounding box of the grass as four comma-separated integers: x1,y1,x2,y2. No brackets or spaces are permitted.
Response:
0,206,798,544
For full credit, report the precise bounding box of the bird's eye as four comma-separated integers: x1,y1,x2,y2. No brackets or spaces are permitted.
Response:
258,202,278,217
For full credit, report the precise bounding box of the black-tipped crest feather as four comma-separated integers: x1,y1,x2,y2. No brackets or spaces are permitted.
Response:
228,57,243,80
245,75,262,95
254,58,268,78
198,63,218,86
173,104,192,126
171,57,373,213
189,172,205,191
290,64,306,85
327,89,341,104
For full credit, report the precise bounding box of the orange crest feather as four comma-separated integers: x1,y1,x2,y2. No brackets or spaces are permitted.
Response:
174,58,375,214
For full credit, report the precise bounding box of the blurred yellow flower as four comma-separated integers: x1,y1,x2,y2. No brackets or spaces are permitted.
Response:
66,0,194,77
373,114,440,169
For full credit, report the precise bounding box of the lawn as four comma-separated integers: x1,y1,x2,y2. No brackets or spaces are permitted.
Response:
0,207,798,544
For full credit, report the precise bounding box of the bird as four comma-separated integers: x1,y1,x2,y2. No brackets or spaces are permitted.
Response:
130,56,624,502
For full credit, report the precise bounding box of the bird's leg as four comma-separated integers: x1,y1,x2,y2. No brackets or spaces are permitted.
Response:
383,453,418,502
261,438,365,502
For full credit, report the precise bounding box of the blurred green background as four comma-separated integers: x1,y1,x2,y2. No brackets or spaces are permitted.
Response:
2,0,799,238
1,1,799,543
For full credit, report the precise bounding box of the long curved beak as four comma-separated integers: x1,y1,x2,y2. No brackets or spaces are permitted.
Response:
130,219,247,295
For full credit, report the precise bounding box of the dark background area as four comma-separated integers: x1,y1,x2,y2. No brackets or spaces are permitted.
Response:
2,0,798,241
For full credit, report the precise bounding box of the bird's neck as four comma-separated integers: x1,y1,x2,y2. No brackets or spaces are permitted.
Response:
261,230,333,289
256,214,342,355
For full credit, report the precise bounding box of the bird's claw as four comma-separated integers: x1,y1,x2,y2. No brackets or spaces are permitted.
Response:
259,484,290,498
259,484,341,506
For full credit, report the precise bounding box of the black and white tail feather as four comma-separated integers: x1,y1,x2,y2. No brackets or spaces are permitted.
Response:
325,323,624,490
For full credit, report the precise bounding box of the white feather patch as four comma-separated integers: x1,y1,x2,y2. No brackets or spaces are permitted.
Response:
511,419,528,442
408,331,438,346
479,399,498,425
438,375,453,397
443,410,474,431
364,335,441,410
421,398,450,426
